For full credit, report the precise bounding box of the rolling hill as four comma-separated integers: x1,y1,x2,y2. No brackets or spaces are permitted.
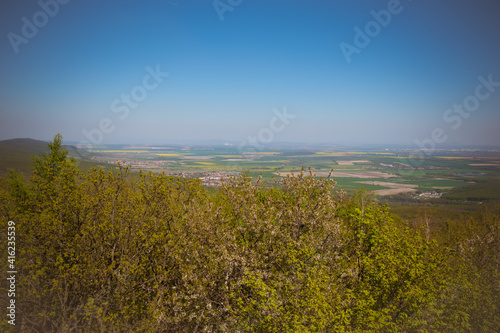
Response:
0,138,93,176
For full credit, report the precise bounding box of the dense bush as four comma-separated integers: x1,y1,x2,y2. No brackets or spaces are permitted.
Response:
0,135,498,332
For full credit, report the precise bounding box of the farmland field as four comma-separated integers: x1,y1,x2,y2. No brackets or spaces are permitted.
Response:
81,144,500,209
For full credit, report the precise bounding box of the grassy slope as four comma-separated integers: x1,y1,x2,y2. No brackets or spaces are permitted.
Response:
443,180,500,202
0,138,49,176
0,138,98,177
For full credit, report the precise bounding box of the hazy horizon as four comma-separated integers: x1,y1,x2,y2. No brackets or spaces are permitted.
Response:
1,0,499,147
3,136,500,151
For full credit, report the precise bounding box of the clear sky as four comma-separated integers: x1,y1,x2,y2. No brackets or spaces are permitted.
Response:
1,0,499,146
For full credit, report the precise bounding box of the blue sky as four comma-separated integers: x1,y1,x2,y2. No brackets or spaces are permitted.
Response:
0,0,499,146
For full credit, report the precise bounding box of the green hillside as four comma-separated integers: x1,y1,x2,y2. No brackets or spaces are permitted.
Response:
0,138,94,176
444,180,500,202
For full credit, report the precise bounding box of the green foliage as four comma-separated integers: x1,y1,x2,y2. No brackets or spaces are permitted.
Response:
444,180,500,202
425,206,500,332
0,136,498,332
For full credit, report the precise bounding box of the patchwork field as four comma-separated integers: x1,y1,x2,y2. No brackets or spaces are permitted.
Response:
82,144,500,201
278,171,398,179
357,181,419,196
336,160,371,165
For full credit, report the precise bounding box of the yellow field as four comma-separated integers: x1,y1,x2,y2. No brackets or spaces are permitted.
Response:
155,153,181,156
315,151,394,156
98,150,147,153
315,152,345,156
215,155,243,158
347,152,394,155
435,156,467,160
195,162,215,165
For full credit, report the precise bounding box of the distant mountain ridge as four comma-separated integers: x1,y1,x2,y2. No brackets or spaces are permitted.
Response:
0,138,50,153
0,138,90,176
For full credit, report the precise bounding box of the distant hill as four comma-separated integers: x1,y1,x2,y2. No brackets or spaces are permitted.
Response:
0,138,92,177
0,138,49,154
